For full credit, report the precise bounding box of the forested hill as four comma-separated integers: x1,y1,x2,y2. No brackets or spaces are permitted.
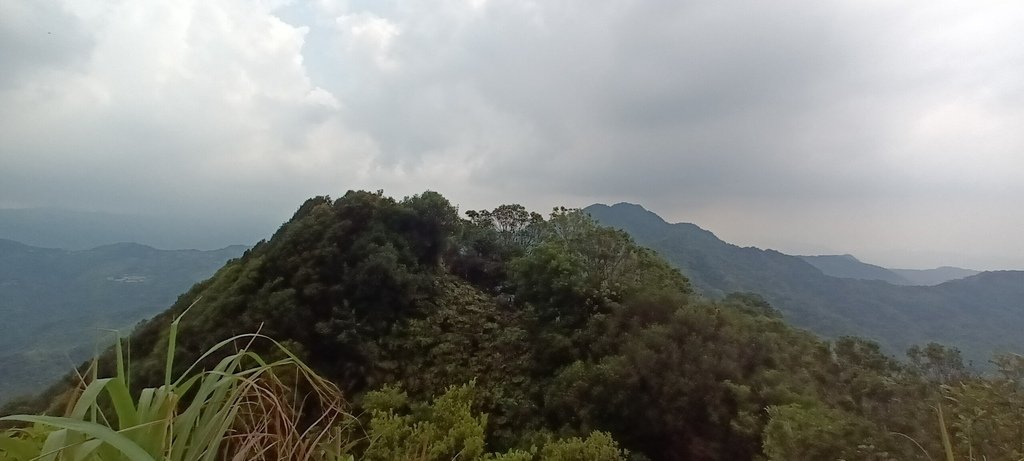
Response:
13,191,1024,459
0,239,246,402
584,202,1024,364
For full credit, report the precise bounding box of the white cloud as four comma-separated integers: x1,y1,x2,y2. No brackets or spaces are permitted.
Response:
0,0,362,217
336,12,401,70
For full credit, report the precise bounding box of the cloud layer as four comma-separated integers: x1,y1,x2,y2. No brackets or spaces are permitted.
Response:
2,0,1023,269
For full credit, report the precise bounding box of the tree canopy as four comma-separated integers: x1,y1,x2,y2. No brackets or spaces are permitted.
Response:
9,190,1024,461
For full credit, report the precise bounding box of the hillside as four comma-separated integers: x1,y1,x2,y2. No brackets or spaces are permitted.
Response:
0,239,246,402
10,191,986,460
585,202,1024,363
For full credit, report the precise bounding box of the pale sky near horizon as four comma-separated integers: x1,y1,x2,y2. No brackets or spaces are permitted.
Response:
2,0,1023,270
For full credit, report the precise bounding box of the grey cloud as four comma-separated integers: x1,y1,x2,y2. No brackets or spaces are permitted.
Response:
324,1,894,195
2,0,1024,268
0,0,93,90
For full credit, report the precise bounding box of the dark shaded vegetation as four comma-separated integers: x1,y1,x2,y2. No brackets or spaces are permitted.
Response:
8,191,1024,460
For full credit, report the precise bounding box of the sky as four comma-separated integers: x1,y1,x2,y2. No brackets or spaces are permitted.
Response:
2,0,1023,270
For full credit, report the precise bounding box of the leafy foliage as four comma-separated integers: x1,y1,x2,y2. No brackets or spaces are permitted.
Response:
763,404,885,461
360,382,627,461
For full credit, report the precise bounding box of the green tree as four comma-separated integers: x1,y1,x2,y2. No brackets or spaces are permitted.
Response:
763,404,890,461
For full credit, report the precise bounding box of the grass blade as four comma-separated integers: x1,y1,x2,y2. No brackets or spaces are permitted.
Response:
0,415,156,461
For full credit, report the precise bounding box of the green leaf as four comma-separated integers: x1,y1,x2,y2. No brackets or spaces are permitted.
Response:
0,415,157,461
0,432,38,460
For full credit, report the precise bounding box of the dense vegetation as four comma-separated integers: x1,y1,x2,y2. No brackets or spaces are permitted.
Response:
5,191,1024,460
585,202,1024,364
0,240,245,401
1,324,627,461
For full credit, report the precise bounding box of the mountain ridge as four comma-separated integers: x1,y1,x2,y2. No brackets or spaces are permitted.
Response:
891,266,981,286
797,254,913,285
584,202,1024,363
0,207,266,251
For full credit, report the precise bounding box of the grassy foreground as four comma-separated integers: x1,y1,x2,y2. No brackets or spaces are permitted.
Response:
0,308,625,461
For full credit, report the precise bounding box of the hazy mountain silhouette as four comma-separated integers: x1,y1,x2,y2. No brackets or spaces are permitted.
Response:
797,254,978,286
0,239,246,402
797,254,911,284
891,266,981,286
0,207,268,251
585,202,1024,364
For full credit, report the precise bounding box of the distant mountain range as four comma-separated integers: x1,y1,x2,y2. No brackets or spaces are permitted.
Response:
0,239,246,402
0,207,270,251
891,266,982,286
797,254,979,286
585,202,1024,365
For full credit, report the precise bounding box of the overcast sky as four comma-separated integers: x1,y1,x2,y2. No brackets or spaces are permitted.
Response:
2,0,1023,269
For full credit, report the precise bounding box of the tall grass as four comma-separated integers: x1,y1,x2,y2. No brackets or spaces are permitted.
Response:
0,303,355,461
930,402,1024,461
936,404,956,461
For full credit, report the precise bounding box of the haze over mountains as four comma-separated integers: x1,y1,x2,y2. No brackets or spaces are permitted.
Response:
585,202,1024,365
890,266,983,286
797,254,979,286
0,208,274,251
0,236,246,403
